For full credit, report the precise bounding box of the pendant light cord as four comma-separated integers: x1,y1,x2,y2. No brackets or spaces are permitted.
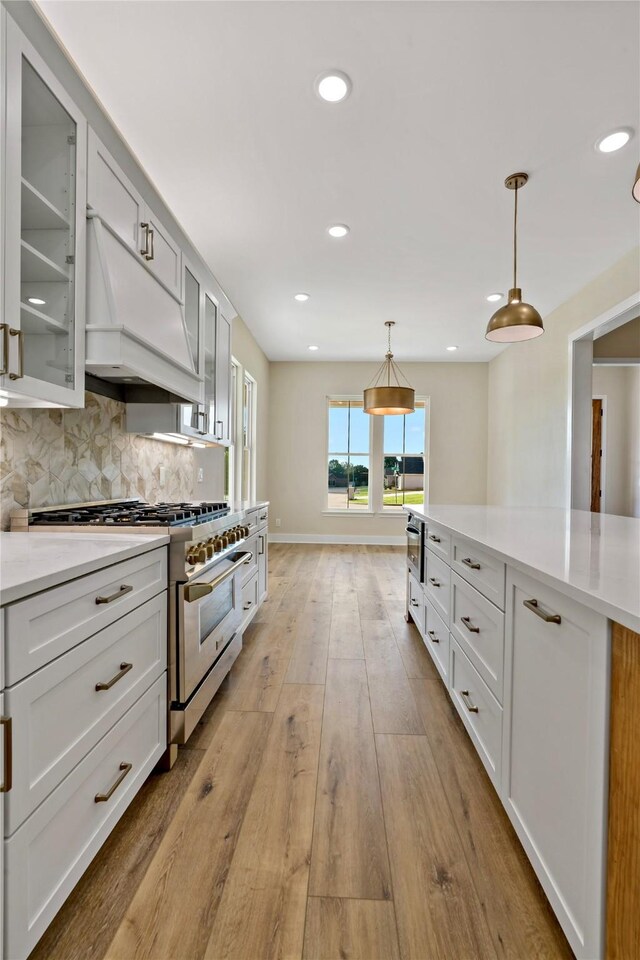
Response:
513,183,518,290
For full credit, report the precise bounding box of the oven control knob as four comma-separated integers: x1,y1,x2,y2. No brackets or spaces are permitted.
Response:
227,530,238,544
205,542,214,558
242,526,249,538
186,548,198,565
220,535,229,548
197,545,207,563
214,537,224,552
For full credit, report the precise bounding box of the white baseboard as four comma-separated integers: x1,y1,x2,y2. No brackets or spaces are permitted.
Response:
268,532,405,545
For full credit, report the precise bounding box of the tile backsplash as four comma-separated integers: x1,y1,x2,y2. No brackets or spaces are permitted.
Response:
0,391,196,530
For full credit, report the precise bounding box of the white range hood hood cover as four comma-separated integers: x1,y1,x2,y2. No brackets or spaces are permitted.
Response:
85,217,202,403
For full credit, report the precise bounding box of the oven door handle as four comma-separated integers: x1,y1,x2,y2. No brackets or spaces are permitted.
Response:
184,551,252,603
405,526,421,536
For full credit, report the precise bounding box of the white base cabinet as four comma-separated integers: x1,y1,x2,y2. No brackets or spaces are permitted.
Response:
502,568,610,960
5,676,166,960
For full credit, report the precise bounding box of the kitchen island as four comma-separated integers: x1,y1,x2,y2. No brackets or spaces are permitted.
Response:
405,505,639,960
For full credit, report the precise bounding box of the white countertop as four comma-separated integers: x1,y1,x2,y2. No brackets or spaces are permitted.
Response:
406,505,640,633
0,532,170,605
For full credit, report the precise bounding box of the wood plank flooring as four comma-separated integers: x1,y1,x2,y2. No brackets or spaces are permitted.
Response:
29,544,572,960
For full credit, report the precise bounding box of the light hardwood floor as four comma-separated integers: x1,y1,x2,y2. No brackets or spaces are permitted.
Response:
30,544,573,960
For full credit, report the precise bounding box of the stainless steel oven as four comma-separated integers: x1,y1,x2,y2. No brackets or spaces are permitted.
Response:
170,551,250,731
406,513,424,582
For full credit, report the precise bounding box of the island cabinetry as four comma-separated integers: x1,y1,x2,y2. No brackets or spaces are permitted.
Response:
257,508,269,603
2,544,168,960
450,571,504,700
450,639,503,789
502,568,609,960
424,550,450,625
451,534,505,610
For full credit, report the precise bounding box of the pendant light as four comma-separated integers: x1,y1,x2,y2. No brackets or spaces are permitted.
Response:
633,162,640,202
486,173,544,342
363,321,415,415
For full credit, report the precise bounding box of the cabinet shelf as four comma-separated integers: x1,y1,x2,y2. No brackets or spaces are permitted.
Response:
21,178,69,230
20,302,68,334
20,240,69,283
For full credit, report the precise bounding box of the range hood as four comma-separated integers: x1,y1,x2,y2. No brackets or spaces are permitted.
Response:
85,216,203,403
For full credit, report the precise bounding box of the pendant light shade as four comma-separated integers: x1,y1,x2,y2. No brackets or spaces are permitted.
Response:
486,173,544,343
364,322,415,415
633,162,640,203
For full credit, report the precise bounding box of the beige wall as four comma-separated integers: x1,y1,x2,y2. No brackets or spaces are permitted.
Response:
267,361,488,540
487,248,640,508
593,314,640,360
592,365,640,517
629,366,640,518
194,315,270,504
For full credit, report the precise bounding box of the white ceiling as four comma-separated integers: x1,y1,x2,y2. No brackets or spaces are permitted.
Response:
37,0,640,362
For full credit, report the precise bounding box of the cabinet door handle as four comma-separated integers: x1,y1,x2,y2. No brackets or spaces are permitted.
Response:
95,662,133,691
216,419,224,439
461,557,481,570
0,716,12,793
429,534,441,543
243,600,252,610
461,616,480,634
429,577,441,587
427,629,440,644
258,535,264,556
410,598,419,606
95,584,133,605
460,689,479,713
8,329,24,380
147,228,154,261
260,514,267,521
140,222,150,258
0,323,9,376
95,761,132,803
523,598,561,624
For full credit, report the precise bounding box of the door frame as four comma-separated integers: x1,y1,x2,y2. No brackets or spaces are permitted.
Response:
567,291,639,510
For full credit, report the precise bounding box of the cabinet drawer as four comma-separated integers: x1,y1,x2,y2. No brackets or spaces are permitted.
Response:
451,572,504,702
450,639,502,789
451,536,505,610
241,532,259,585
5,675,166,960
424,551,451,625
5,593,166,836
425,522,451,563
407,572,425,636
424,598,449,684
241,574,259,623
6,547,167,684
257,507,269,530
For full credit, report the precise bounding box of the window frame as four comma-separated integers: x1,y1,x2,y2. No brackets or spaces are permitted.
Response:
326,396,373,513
381,400,428,512
324,395,430,516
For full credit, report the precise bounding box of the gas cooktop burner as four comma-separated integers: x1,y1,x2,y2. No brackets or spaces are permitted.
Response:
30,500,230,528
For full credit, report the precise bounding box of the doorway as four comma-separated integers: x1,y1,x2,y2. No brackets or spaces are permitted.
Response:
590,398,603,513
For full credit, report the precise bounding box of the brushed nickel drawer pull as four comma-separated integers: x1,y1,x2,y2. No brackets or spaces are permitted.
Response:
258,535,265,556
95,584,133,605
95,662,133,691
429,577,441,587
523,598,561,624
461,616,480,634
429,534,441,543
95,761,132,803
260,514,267,520
0,716,12,793
460,689,479,713
461,557,481,570
8,328,24,380
147,227,154,261
410,598,419,606
0,323,9,376
428,630,440,644
243,601,252,610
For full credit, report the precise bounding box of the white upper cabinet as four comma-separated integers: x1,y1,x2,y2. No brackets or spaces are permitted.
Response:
2,18,87,407
87,132,182,301
214,307,232,445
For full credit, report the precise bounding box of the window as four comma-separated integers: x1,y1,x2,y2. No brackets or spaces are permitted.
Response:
382,402,426,509
242,372,256,502
326,396,428,512
327,399,370,510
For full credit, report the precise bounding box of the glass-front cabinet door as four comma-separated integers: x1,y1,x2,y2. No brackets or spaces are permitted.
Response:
203,293,218,440
2,19,87,407
181,264,204,435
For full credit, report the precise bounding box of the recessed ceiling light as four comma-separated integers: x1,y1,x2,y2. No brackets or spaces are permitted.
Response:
596,129,633,153
308,345,319,351
28,297,46,305
446,345,458,351
486,292,503,303
315,71,351,103
294,293,310,302
327,224,350,238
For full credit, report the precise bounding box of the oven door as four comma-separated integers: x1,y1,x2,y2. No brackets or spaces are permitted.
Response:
406,517,424,582
177,551,250,702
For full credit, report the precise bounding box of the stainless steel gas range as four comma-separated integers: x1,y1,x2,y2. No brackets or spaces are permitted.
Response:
10,499,255,751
